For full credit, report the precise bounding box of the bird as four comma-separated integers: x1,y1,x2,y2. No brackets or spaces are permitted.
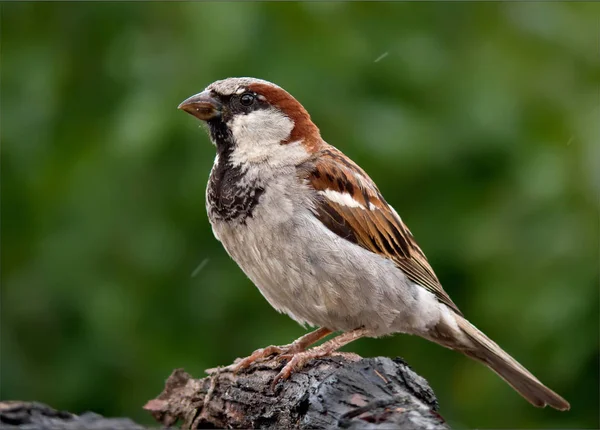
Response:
178,77,570,411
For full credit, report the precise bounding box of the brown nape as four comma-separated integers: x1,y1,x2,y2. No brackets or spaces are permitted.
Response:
248,83,322,151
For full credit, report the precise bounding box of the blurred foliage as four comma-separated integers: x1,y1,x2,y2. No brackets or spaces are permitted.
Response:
1,2,599,428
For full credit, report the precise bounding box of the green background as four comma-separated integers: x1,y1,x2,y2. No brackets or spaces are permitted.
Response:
2,2,599,428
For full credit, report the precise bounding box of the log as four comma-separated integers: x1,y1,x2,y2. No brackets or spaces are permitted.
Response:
0,354,449,429
145,353,449,429
0,401,145,430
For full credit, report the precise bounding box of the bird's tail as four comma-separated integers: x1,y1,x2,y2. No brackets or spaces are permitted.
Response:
428,315,570,411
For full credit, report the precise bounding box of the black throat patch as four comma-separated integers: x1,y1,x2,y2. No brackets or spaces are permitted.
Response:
206,119,265,223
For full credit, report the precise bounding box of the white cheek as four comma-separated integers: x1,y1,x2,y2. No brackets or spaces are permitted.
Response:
228,109,308,166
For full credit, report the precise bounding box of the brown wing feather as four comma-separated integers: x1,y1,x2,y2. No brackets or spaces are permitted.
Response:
300,146,463,316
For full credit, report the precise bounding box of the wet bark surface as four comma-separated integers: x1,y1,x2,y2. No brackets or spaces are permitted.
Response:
1,354,449,429
145,354,449,429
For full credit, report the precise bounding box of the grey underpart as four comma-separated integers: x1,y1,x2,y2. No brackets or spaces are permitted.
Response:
147,354,449,429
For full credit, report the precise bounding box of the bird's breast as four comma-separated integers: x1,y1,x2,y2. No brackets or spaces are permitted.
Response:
206,167,446,336
206,157,265,224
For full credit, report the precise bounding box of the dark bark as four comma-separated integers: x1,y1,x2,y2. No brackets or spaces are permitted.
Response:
1,354,449,429
0,401,145,430
145,354,449,429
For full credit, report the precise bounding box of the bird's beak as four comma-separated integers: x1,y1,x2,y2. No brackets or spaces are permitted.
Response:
178,91,222,121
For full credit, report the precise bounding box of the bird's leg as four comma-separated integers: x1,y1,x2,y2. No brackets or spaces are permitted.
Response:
211,327,333,374
272,327,370,387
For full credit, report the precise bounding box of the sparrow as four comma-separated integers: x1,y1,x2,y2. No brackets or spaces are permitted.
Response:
178,77,569,410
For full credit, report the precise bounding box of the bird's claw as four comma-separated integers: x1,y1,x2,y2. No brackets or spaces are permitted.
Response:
271,349,327,389
230,345,286,372
205,364,235,374
208,342,304,375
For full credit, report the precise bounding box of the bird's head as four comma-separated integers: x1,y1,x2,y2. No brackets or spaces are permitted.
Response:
179,77,322,165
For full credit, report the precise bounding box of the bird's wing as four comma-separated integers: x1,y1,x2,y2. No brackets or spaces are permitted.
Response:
298,145,462,316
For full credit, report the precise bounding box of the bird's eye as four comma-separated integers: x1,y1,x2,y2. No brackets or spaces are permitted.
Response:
239,93,255,106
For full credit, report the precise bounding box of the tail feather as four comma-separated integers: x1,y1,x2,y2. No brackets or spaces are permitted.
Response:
432,315,570,411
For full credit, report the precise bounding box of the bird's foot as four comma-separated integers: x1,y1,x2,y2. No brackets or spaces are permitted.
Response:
230,342,304,372
206,327,333,375
205,342,304,375
271,327,370,388
271,347,331,388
